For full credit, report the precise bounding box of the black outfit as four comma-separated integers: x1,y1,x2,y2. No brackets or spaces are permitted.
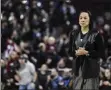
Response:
47,52,61,68
29,50,47,68
68,29,105,89
38,71,48,90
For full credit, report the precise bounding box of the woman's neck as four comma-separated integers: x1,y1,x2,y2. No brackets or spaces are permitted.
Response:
81,26,89,34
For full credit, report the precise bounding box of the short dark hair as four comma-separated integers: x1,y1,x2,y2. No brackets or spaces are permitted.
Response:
20,54,28,62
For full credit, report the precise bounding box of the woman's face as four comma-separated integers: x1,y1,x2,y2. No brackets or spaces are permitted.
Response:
79,12,90,27
41,64,47,71
105,69,111,78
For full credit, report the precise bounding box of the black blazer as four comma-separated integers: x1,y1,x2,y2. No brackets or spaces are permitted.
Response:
68,29,106,79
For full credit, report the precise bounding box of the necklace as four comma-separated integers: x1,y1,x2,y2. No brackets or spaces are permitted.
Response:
80,39,83,42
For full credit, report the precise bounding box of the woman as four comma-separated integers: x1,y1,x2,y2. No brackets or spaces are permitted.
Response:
100,69,111,90
68,10,106,89
38,64,48,90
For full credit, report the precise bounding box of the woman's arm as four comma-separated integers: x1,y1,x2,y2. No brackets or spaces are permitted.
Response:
75,32,106,61
89,32,106,61
68,31,76,58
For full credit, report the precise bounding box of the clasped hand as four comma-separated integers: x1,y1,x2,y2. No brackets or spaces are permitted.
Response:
75,47,88,56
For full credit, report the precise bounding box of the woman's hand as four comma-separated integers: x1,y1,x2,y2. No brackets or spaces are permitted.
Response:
75,47,88,56
103,81,111,86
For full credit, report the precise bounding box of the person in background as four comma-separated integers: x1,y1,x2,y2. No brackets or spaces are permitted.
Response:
100,69,111,90
62,68,72,90
38,64,49,90
1,59,8,90
15,54,37,90
4,51,20,90
47,68,63,90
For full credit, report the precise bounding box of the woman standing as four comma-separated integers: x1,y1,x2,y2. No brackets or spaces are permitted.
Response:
68,10,106,90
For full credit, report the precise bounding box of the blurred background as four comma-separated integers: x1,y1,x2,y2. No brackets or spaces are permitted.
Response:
1,0,111,90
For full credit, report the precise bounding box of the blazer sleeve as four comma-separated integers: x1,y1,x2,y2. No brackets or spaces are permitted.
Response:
68,31,76,58
88,32,106,61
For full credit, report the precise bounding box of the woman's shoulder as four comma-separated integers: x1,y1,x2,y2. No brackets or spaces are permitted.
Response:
90,29,100,35
90,29,103,40
69,29,80,36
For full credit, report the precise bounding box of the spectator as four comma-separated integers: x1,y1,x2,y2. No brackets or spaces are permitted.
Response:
3,51,20,90
29,42,47,68
100,69,111,90
38,64,49,90
1,59,8,90
15,54,37,90
47,68,64,90
62,68,72,89
57,58,66,69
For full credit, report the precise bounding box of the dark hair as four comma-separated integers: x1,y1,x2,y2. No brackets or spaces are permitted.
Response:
20,54,28,62
79,10,93,30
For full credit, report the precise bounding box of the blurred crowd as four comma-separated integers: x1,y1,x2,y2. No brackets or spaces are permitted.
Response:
1,0,111,90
